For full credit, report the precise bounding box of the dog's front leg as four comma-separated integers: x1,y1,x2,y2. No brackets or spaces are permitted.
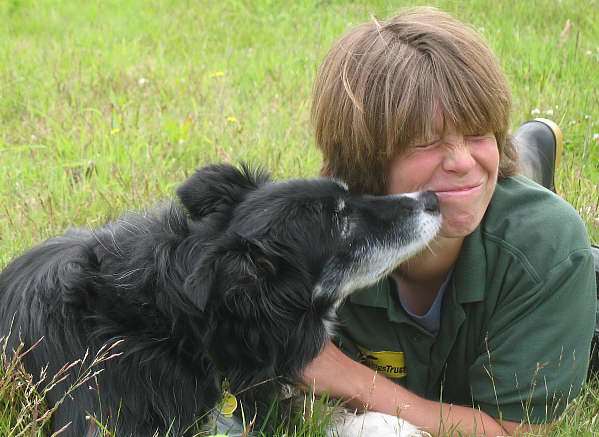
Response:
328,410,429,437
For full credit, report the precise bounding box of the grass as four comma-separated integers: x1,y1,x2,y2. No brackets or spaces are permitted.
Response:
0,0,597,435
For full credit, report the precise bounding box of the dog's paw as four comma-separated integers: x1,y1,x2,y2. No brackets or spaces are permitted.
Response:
328,410,429,437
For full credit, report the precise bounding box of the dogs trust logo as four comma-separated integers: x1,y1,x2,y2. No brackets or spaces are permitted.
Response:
357,346,407,379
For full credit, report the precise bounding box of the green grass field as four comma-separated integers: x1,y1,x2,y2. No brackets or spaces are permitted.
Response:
1,0,598,435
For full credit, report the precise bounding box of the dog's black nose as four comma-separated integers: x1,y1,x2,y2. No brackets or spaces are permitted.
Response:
421,191,439,213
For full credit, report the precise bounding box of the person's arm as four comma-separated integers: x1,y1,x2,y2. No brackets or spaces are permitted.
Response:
302,341,544,437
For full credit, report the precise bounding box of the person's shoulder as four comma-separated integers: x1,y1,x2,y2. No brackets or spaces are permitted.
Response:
481,175,591,272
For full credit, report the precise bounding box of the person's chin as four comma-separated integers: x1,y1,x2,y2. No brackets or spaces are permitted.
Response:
438,199,490,238
439,218,480,238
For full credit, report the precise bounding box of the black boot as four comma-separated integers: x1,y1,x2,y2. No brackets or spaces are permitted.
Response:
513,118,563,193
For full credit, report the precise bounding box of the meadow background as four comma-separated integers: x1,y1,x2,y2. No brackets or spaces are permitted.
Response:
0,0,597,435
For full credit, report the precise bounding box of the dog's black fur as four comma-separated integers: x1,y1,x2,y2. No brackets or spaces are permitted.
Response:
0,164,440,436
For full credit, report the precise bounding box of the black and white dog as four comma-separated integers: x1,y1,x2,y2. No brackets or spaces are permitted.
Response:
0,164,440,436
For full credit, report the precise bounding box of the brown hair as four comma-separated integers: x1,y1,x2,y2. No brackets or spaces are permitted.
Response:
311,7,518,194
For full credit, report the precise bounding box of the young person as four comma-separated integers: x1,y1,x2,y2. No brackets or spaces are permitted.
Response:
304,7,596,436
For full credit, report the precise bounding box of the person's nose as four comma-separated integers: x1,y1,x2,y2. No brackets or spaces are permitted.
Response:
441,134,476,174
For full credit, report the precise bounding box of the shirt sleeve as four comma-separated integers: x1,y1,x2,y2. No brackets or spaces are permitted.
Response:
468,248,596,423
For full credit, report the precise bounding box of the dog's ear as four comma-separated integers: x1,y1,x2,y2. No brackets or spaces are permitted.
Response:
183,237,282,312
176,163,270,221
202,239,283,373
222,239,281,308
182,258,216,311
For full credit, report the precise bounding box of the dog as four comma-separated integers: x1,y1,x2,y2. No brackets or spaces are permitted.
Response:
0,163,441,436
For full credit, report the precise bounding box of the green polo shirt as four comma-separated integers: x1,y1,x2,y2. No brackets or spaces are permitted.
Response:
335,176,596,423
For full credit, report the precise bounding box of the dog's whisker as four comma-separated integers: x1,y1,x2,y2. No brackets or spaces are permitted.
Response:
90,229,120,259
113,268,149,281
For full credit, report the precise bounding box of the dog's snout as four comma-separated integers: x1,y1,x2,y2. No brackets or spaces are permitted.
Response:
366,191,439,219
421,191,439,213
396,195,418,211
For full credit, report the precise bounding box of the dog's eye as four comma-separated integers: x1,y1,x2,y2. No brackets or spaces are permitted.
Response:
331,198,352,238
333,179,349,191
339,216,350,238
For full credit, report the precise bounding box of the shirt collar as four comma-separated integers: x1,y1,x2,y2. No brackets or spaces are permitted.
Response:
348,224,487,310
452,224,486,303
349,278,390,308
348,277,415,325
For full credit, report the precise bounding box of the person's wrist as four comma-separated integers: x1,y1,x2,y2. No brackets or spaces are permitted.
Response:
351,367,407,415
342,360,380,410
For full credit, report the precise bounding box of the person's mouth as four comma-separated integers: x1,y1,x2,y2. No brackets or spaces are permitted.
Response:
434,182,484,198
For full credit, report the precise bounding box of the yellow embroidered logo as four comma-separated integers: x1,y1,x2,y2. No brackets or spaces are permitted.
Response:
357,346,407,379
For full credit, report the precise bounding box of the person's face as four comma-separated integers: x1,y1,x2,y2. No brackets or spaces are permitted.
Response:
387,122,499,239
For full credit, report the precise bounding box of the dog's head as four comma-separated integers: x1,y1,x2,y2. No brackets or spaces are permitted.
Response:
178,163,441,312
177,163,441,379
